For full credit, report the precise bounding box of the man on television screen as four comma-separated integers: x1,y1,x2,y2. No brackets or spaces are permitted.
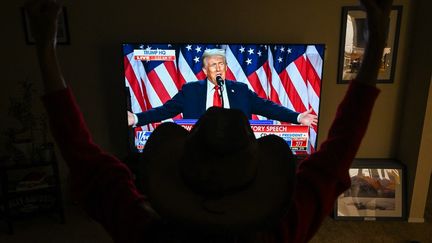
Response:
127,49,318,127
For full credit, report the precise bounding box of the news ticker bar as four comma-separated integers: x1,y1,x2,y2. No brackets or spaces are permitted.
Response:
134,120,309,153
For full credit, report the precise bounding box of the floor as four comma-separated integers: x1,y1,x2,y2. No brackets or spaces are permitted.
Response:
0,203,112,243
1,183,430,243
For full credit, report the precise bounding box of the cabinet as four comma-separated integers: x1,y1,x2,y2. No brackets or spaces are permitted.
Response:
0,156,65,234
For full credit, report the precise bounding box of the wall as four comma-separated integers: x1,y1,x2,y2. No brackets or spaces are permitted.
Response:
406,76,432,222
397,0,432,222
1,0,428,218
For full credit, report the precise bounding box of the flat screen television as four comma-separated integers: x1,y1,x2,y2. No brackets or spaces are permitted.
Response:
122,43,325,155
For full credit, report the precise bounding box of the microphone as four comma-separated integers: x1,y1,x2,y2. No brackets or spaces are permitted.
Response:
215,75,225,108
216,75,224,87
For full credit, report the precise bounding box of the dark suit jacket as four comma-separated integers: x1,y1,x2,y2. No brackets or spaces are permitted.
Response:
136,80,300,126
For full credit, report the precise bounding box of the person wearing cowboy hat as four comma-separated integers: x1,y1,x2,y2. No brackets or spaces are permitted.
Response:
26,0,392,242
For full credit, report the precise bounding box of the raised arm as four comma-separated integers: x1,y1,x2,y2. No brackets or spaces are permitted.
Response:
355,0,393,86
25,0,66,93
281,0,394,242
26,1,161,241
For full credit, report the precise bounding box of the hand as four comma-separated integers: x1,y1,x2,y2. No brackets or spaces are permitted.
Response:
299,108,318,126
355,0,393,86
127,111,136,127
360,0,393,39
24,0,61,46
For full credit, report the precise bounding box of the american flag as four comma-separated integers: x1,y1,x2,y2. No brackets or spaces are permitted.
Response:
123,43,324,151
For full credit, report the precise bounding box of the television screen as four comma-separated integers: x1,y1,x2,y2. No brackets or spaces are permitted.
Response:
122,43,324,155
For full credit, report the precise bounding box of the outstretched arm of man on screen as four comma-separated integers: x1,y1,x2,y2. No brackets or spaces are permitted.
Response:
127,87,319,127
298,108,318,126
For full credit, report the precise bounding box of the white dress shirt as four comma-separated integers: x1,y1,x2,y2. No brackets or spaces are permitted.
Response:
205,80,230,110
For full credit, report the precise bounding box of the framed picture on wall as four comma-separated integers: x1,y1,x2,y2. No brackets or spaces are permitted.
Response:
337,6,402,83
334,159,406,220
21,7,70,45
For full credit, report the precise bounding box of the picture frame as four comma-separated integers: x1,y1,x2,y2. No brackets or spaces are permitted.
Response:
334,159,406,220
337,6,402,83
21,7,70,45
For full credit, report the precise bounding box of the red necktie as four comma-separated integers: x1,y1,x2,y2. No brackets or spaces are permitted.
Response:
213,85,222,107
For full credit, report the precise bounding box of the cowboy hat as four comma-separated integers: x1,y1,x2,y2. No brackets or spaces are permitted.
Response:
140,107,296,234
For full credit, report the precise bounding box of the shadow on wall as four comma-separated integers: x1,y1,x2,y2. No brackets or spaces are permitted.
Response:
97,44,129,158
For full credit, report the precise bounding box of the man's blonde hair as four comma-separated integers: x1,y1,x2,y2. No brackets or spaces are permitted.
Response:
202,49,226,67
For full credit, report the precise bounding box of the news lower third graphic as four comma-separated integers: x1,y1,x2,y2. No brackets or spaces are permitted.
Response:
135,131,152,152
134,121,309,153
133,49,176,61
252,124,309,151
